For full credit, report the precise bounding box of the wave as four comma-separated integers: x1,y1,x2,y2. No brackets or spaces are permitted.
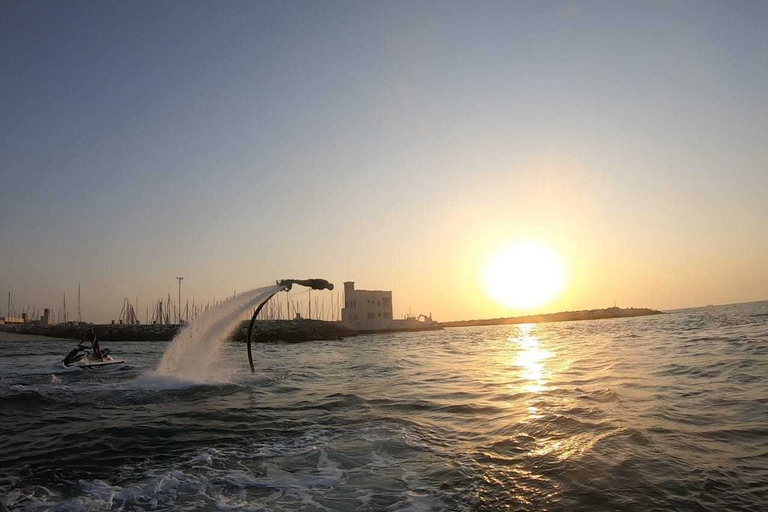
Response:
2,424,455,512
0,389,56,407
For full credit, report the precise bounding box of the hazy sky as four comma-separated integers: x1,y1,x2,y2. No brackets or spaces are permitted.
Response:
2,1,767,322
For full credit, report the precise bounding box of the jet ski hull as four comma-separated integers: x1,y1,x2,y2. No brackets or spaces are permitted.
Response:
62,358,125,369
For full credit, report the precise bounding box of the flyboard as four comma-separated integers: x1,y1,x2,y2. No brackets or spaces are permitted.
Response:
246,279,334,373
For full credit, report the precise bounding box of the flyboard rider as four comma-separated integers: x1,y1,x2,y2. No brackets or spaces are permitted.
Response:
277,279,334,291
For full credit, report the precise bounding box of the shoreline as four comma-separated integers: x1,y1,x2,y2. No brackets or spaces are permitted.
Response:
0,319,356,343
0,320,439,343
0,307,662,341
0,331,73,342
440,307,663,328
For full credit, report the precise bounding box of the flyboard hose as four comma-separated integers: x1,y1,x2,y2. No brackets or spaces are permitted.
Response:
246,279,334,373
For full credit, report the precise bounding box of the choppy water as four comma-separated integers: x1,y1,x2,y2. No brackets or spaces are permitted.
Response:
1,302,767,511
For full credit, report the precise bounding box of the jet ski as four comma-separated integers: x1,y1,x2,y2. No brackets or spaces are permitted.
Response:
62,329,124,369
62,345,124,369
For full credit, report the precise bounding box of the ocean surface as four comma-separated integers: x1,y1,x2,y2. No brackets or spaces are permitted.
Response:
1,302,767,511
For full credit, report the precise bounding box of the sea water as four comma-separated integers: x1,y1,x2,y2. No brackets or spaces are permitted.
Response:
1,302,766,511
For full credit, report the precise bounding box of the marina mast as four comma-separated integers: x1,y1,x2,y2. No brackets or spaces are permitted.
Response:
176,277,184,323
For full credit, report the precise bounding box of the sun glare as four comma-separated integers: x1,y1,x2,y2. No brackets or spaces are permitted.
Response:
484,241,565,310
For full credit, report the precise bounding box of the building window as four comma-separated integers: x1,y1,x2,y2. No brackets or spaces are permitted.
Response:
378,300,381,307
345,302,348,308
367,312,375,319
377,313,381,317
383,298,390,306
383,312,391,318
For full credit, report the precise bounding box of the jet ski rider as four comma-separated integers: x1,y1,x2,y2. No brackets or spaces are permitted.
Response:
88,328,104,361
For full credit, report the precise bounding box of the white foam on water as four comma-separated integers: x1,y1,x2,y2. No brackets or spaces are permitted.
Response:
130,372,218,389
154,285,281,382
1,428,453,512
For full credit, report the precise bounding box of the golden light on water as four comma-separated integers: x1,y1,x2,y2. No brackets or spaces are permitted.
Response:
484,241,565,310
511,324,551,394
507,325,599,460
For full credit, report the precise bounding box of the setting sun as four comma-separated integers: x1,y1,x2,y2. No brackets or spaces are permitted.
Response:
484,241,566,310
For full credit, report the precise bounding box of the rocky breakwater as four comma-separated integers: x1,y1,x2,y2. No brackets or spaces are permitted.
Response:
0,322,180,341
441,306,663,328
0,319,355,343
229,319,355,344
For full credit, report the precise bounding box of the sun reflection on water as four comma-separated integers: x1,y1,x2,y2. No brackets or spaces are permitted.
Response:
504,324,600,461
510,324,552,394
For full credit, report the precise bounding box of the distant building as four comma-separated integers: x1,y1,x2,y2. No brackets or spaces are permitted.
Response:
342,282,393,329
0,309,51,326
341,281,439,332
39,309,51,327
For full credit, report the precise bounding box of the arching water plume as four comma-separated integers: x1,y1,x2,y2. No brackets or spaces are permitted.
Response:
155,285,280,382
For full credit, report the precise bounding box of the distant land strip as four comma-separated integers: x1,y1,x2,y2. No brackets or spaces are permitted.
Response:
0,319,354,343
440,307,663,328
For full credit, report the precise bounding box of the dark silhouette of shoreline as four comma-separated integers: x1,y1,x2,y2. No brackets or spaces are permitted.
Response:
0,319,354,343
441,307,662,328
0,307,663,341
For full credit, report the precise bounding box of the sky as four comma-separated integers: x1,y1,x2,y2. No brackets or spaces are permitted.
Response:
1,1,767,323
